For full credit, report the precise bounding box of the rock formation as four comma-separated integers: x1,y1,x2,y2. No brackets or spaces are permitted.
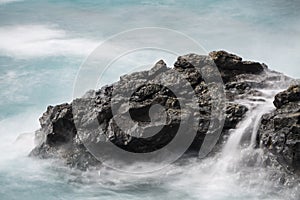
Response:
30,50,299,175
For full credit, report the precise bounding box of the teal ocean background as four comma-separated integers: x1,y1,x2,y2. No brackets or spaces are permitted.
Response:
0,0,299,199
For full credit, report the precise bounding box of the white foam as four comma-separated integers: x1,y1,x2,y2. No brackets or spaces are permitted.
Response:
0,25,100,58
0,111,40,166
0,0,21,5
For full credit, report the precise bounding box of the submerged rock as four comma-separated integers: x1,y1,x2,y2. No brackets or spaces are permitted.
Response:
30,50,297,174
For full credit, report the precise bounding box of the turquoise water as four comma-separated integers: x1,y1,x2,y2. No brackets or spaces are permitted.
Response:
0,0,300,199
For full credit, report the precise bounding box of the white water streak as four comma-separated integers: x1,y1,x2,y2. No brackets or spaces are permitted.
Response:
0,25,99,58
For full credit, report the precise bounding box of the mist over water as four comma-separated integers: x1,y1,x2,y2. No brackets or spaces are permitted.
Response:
0,0,300,199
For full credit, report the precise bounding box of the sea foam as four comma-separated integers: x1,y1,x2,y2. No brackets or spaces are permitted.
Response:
0,25,99,58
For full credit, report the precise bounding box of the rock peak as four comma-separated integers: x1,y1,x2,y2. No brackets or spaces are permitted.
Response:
148,59,168,77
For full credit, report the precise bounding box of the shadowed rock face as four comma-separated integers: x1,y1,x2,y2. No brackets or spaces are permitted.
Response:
258,85,300,174
209,51,265,73
30,50,298,174
274,85,300,109
209,51,266,83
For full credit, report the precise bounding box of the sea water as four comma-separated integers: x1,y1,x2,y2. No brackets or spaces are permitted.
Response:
0,0,300,199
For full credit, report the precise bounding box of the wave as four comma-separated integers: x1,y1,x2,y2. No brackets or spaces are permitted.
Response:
0,111,38,166
0,25,99,58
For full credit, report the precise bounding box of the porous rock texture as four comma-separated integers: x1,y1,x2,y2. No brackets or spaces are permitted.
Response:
258,85,300,174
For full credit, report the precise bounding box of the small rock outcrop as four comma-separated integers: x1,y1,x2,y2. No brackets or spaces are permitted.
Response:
273,85,300,109
209,50,266,83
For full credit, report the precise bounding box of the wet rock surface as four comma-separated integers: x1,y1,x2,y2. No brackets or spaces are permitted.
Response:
30,50,298,174
274,85,300,109
258,85,300,174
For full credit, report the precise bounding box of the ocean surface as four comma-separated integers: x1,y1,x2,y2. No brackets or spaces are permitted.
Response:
0,0,300,199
